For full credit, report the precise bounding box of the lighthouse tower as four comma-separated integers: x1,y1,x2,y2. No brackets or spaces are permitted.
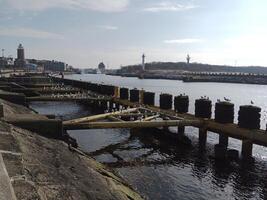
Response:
15,44,26,68
142,53,145,71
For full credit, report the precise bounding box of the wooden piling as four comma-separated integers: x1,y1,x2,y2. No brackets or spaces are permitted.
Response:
139,90,144,104
130,89,140,102
215,101,234,149
174,95,189,113
237,105,260,159
195,99,212,119
160,93,172,110
114,86,119,98
199,127,207,148
241,140,253,159
214,144,227,159
177,126,185,136
115,103,120,111
120,88,129,100
143,92,155,106
100,101,108,110
238,105,261,129
227,149,239,160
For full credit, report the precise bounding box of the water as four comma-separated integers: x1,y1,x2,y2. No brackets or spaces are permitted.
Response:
30,74,267,200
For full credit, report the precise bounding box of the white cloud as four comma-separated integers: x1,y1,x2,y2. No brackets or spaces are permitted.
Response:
98,25,118,30
0,27,64,39
3,0,129,12
144,2,198,12
164,38,203,44
222,34,267,65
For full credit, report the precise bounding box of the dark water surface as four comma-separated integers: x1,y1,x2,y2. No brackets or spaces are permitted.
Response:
30,74,267,200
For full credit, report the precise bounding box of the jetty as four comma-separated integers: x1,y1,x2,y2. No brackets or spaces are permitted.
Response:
0,73,266,162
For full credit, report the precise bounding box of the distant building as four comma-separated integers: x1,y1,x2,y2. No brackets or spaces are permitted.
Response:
84,68,97,74
0,57,8,68
98,62,106,73
14,44,26,68
0,56,14,68
43,60,66,72
25,63,37,71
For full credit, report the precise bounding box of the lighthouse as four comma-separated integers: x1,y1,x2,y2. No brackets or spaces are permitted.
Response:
142,53,145,71
14,44,26,68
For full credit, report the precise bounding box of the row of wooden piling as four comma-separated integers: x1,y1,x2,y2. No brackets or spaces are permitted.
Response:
52,77,263,159
113,87,261,132
116,88,261,160
52,76,262,131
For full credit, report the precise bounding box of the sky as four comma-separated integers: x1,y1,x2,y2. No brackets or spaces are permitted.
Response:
1,0,267,68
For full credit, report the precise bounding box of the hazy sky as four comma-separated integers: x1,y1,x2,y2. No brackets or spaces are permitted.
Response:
0,0,267,68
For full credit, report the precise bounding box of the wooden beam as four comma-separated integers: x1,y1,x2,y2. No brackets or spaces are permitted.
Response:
138,106,184,120
141,114,160,121
107,116,124,122
63,108,138,125
26,96,110,102
117,113,143,117
64,119,202,130
206,120,267,147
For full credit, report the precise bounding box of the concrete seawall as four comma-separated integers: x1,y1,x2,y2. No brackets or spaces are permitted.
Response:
0,92,143,199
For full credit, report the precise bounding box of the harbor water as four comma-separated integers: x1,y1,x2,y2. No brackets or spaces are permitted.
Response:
30,74,267,200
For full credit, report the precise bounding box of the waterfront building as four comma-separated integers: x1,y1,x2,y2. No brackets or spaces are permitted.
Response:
43,60,66,72
0,57,8,68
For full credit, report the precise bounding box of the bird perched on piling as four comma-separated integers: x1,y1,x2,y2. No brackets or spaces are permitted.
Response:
224,97,231,102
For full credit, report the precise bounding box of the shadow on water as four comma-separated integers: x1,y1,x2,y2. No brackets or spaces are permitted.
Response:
30,101,267,200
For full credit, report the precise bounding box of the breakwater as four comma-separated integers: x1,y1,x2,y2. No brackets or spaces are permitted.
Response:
110,71,267,85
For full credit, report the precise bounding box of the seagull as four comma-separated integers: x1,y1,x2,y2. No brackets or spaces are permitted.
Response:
251,100,254,105
224,97,231,102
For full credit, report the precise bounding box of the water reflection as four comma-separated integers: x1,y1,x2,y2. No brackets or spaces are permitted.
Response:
30,101,267,200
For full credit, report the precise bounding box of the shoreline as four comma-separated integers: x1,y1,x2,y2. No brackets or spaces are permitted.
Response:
0,92,143,199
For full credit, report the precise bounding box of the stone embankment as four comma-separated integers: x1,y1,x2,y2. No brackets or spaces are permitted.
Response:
0,98,142,200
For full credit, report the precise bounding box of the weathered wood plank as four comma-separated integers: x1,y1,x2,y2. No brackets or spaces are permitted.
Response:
64,108,138,125
64,119,202,130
